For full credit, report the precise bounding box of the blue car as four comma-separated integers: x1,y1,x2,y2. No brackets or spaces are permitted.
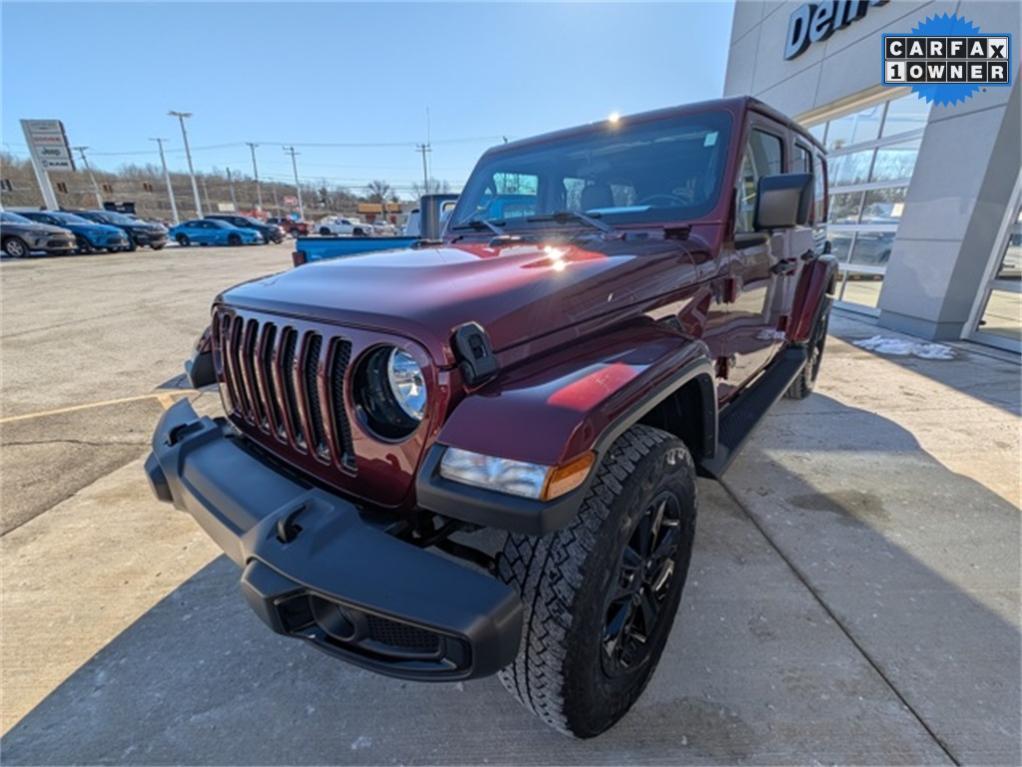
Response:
169,219,263,247
19,210,130,254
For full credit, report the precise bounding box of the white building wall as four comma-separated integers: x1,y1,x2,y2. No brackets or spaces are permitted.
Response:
724,0,1021,341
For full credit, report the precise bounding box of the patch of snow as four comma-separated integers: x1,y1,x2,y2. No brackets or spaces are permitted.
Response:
853,335,955,360
351,736,372,751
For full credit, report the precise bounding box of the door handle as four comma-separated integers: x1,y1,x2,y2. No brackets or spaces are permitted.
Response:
770,258,798,275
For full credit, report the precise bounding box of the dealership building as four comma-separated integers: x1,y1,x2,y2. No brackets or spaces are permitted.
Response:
725,0,1021,351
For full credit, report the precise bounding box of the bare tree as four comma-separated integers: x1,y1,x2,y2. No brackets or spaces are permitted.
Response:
364,179,393,203
410,178,451,199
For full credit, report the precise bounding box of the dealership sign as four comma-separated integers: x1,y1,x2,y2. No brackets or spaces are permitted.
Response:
785,0,889,60
882,14,1012,105
20,119,75,171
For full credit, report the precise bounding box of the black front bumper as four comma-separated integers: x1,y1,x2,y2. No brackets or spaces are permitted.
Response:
145,399,523,681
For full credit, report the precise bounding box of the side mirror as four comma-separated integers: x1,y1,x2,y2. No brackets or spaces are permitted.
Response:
754,173,813,230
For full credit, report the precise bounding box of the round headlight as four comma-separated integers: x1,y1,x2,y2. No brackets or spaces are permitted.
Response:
354,346,427,440
387,348,427,420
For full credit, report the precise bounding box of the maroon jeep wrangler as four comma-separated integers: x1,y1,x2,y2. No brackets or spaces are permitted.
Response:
146,96,834,738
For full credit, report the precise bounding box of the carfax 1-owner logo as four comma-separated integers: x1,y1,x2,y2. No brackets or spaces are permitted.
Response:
883,13,1012,105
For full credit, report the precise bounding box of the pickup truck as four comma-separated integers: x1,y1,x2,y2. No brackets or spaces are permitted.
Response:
146,96,835,738
314,216,372,236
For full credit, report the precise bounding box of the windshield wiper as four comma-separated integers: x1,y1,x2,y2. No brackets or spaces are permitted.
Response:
526,210,615,233
451,217,505,235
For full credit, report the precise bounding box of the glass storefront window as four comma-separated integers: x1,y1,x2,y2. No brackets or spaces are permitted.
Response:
882,95,930,138
849,231,895,267
829,191,864,224
996,207,1021,280
861,187,908,224
840,273,884,308
808,94,929,314
977,290,1021,342
871,140,921,182
830,233,854,262
826,103,884,151
831,149,874,186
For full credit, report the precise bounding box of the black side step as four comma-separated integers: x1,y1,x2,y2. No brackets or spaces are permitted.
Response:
699,346,807,478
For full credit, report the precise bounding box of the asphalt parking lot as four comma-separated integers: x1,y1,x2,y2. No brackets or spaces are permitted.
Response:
1,245,1019,765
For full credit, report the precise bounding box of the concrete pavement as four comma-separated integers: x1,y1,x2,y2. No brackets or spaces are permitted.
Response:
1,247,1019,764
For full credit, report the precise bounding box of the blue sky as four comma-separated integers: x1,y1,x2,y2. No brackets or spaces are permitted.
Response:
2,1,734,197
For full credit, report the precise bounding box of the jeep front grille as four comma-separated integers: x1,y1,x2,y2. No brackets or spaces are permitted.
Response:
215,310,356,470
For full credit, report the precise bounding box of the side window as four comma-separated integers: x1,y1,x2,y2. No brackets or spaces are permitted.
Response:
795,143,815,222
735,129,784,233
794,144,813,174
813,152,827,222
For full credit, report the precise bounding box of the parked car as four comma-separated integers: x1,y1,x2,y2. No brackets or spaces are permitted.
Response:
371,220,398,236
315,215,371,236
69,209,168,251
146,96,834,739
267,217,310,237
18,210,130,253
0,210,76,257
168,219,263,247
205,214,284,244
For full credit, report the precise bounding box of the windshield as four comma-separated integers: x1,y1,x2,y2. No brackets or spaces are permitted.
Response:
1,211,32,224
451,110,732,230
100,211,136,224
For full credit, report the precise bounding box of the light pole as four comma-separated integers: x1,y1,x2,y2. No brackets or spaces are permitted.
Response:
168,110,202,217
73,146,103,207
226,167,237,209
246,142,263,211
283,146,304,220
149,138,179,224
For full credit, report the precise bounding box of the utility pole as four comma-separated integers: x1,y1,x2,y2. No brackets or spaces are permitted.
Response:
169,110,202,217
271,184,280,216
246,142,262,211
226,167,237,209
149,138,179,224
416,143,431,195
283,146,304,220
73,146,103,207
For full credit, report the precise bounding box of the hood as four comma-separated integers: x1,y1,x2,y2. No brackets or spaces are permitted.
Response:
220,233,716,367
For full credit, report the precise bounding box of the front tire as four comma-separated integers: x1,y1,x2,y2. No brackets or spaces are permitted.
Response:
227,233,242,246
74,236,94,255
2,236,29,258
498,425,697,738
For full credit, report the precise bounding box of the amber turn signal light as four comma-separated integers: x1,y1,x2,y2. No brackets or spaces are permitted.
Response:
541,452,596,501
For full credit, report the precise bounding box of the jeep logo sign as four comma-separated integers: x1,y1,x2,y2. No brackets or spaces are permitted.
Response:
785,0,889,60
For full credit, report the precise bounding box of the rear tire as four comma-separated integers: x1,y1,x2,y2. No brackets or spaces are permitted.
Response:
785,311,829,400
2,236,29,258
319,227,331,236
497,425,697,738
176,234,190,247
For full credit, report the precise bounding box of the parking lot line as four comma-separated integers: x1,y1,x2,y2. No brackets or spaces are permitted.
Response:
0,392,196,424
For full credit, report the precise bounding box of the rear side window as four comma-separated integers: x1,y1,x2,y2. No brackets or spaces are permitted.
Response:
735,129,784,233
813,152,828,222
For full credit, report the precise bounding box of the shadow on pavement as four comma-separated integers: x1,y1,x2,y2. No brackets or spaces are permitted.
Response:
726,393,1021,765
1,396,1017,764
